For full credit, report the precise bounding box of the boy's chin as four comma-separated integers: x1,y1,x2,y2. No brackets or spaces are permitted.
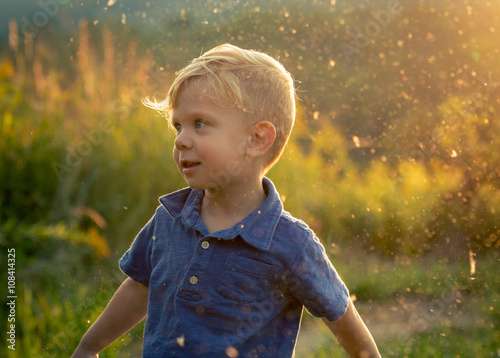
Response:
185,180,225,194
183,178,210,191
186,183,206,191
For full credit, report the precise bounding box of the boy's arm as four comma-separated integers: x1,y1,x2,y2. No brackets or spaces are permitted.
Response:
322,297,381,358
71,277,148,358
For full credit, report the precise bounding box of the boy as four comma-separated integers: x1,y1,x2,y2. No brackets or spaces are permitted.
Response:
72,44,380,358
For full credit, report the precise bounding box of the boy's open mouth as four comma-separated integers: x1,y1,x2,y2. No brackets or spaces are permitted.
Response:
182,161,200,168
181,160,201,175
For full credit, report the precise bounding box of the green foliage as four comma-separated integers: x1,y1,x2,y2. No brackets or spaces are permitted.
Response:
380,320,500,358
272,103,490,256
1,0,499,355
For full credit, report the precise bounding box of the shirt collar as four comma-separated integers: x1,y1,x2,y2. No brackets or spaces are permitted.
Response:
159,177,283,251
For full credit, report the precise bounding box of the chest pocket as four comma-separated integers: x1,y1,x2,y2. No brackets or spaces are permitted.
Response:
217,255,277,303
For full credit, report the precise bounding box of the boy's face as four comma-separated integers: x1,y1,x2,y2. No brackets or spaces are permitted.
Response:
171,86,252,192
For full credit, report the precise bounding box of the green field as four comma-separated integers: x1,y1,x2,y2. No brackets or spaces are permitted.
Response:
1,0,499,356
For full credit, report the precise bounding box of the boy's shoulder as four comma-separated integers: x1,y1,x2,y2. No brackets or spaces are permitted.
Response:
278,209,314,236
274,209,321,249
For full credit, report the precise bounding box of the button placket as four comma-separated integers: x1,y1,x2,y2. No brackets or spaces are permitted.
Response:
178,237,215,300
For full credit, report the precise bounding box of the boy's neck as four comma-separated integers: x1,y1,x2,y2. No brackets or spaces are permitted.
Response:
200,176,266,234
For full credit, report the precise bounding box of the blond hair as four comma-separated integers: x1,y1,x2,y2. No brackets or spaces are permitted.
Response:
143,43,296,169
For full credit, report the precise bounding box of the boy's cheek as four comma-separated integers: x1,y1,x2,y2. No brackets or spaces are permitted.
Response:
172,149,180,163
226,160,242,175
237,140,248,156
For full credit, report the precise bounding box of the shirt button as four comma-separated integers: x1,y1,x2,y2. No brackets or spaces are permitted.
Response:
189,276,198,285
201,241,210,249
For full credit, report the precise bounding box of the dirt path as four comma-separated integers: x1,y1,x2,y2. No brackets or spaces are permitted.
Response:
295,292,479,356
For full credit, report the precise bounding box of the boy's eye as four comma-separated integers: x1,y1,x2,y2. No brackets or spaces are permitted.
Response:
172,120,206,134
194,119,207,129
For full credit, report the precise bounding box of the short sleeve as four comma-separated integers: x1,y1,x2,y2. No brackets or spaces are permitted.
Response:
285,233,349,321
119,213,156,287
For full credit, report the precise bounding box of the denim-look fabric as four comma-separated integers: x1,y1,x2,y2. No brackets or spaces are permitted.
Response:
119,177,349,358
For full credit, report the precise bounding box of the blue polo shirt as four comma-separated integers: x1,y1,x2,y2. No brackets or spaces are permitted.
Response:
119,177,349,358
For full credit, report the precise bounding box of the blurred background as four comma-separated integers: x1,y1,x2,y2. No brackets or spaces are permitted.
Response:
0,0,499,356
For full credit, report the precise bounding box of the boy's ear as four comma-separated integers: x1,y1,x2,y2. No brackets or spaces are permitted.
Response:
246,121,276,158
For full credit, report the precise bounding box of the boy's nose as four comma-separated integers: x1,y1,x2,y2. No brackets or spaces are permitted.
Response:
174,131,192,150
